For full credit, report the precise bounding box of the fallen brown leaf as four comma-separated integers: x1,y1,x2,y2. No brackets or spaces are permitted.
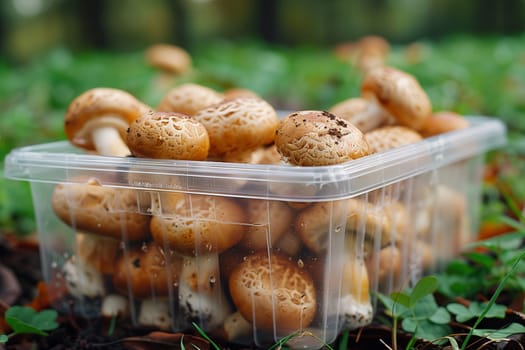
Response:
122,331,210,350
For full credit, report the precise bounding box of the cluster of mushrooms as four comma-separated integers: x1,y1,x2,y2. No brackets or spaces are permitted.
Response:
49,43,471,345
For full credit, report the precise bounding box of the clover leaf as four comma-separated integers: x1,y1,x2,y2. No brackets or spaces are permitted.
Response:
1,306,59,343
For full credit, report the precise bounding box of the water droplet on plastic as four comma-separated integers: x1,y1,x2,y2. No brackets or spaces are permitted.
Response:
297,259,304,268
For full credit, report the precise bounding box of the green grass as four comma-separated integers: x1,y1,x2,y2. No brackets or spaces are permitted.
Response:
1,34,525,234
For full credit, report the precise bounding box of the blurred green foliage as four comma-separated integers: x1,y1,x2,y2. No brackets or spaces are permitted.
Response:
1,34,525,234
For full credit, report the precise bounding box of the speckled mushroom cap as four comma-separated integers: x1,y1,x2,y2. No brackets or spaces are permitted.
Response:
420,111,469,138
192,97,279,158
364,125,423,153
112,241,182,298
157,83,223,116
361,66,431,131
150,193,246,256
127,111,210,160
64,87,151,152
145,44,192,75
228,252,317,332
275,110,370,166
51,180,151,241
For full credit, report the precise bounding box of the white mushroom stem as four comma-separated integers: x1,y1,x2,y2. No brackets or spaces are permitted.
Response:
138,298,172,330
349,99,396,132
340,254,373,329
92,126,131,157
101,294,129,318
63,258,105,299
178,280,231,331
340,294,373,329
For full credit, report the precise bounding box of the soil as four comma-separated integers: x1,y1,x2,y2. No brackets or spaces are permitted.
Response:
1,233,524,350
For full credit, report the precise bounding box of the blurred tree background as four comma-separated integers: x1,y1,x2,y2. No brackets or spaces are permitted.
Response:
1,0,525,62
1,0,525,235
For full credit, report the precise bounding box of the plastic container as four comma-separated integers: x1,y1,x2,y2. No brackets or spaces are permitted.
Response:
3,116,506,349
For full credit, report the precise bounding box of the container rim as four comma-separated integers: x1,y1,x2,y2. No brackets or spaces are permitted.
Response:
3,116,507,200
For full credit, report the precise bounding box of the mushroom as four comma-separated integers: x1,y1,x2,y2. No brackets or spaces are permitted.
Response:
146,43,192,80
333,35,390,73
275,110,370,166
112,241,182,299
138,298,172,330
420,111,469,138
177,276,232,331
221,144,282,165
339,255,373,329
427,185,469,258
150,193,246,256
64,87,151,157
274,229,303,257
75,232,120,275
219,311,252,342
360,66,432,131
179,253,222,294
51,179,151,241
364,125,423,153
157,83,223,116
353,35,391,73
295,198,408,255
192,97,279,158
101,294,129,318
366,240,434,295
365,243,404,293
239,199,294,251
222,87,260,100
328,97,393,133
126,111,210,160
294,200,349,254
228,252,317,333
62,257,105,299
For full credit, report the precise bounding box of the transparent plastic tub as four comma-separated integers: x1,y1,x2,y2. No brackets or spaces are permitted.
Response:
3,116,506,349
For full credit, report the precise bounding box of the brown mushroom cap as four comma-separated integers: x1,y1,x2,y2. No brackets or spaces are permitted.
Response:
223,87,260,100
364,125,423,153
275,110,370,166
51,180,151,241
127,111,210,160
228,252,317,332
295,198,408,254
145,44,192,75
150,193,246,256
157,83,223,116
361,66,431,130
64,88,151,155
193,97,279,158
221,144,282,164
112,241,182,298
354,35,391,73
420,111,469,138
239,199,294,251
